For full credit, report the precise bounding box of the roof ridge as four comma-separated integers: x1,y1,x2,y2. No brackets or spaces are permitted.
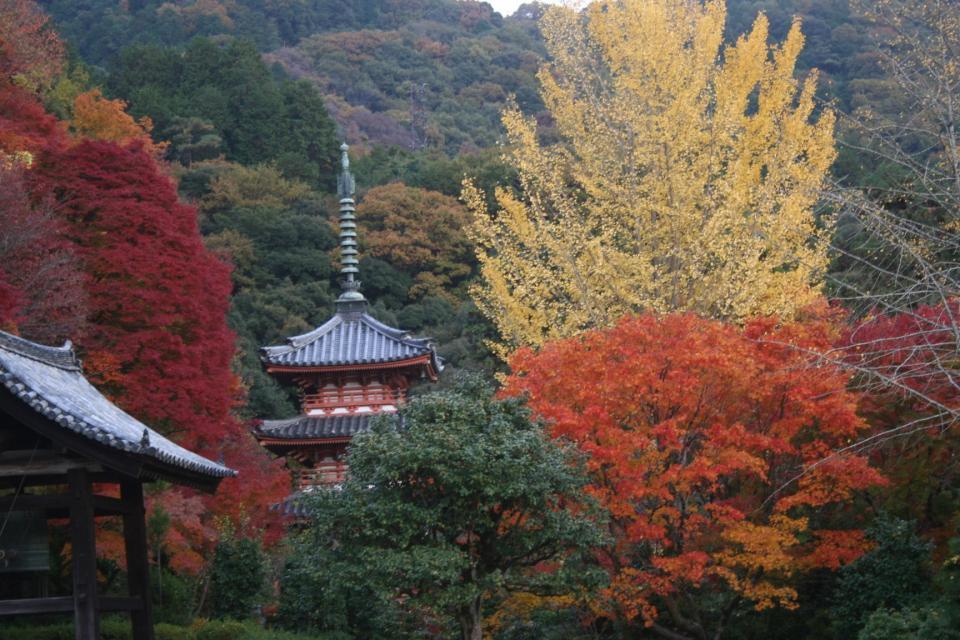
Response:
286,315,343,348
359,313,411,340
0,330,80,371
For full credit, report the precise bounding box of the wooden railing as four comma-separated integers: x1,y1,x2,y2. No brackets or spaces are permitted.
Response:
302,385,402,412
297,462,346,488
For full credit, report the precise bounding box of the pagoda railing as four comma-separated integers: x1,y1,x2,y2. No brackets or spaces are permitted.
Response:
297,463,346,488
302,385,403,412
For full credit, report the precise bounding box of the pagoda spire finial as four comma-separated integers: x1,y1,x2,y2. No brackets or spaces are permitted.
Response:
336,143,366,310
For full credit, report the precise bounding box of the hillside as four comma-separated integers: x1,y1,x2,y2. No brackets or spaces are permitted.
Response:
39,1,887,152
39,0,546,152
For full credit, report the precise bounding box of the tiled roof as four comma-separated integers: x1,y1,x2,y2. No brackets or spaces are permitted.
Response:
272,493,314,517
256,413,375,440
261,311,441,371
0,331,235,482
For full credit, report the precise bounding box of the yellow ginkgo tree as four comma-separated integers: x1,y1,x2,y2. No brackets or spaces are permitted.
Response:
465,0,836,353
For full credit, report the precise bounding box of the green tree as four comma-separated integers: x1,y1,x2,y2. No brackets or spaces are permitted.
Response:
857,607,959,640
830,516,934,639
108,38,338,187
281,377,604,640
209,528,267,620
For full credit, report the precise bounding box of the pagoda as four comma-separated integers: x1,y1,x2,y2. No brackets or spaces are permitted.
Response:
254,144,441,488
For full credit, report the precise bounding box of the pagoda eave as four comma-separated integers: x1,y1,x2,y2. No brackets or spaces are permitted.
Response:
264,354,438,379
257,436,353,449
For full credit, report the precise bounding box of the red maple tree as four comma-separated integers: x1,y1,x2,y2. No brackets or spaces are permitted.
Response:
0,80,65,155
838,301,960,539
504,310,884,639
31,138,287,534
32,139,236,450
0,162,86,343
0,0,64,91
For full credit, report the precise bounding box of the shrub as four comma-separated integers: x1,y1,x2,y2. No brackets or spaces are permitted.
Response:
0,623,73,640
195,619,248,640
209,535,266,620
156,622,197,640
155,568,198,625
858,607,960,640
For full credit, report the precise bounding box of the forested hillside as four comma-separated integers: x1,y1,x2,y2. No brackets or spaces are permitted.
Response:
40,0,546,151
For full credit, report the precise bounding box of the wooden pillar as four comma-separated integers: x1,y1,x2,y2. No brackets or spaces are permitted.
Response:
121,479,154,640
68,468,99,640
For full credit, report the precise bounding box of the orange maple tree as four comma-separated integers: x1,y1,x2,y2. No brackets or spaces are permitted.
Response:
504,310,884,639
356,183,473,301
71,89,166,157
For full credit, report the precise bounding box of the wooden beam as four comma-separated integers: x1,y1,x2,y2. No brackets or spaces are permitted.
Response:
93,495,130,515
0,493,69,512
0,596,143,616
0,470,124,490
121,479,154,640
0,493,130,517
0,455,102,477
0,596,74,615
69,468,99,640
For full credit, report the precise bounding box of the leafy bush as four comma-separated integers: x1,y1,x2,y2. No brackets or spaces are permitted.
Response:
195,619,248,640
0,618,132,640
100,618,133,639
0,622,73,640
155,568,199,625
209,535,267,620
858,607,960,640
830,516,934,638
156,623,196,640
0,620,333,640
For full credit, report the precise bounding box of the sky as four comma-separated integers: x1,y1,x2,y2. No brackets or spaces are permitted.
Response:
487,0,565,17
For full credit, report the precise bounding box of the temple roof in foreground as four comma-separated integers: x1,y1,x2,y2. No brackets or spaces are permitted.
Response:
260,310,442,375
0,331,235,486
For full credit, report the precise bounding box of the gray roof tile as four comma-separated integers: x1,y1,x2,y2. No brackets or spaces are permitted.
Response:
261,312,441,370
256,413,375,439
0,331,235,480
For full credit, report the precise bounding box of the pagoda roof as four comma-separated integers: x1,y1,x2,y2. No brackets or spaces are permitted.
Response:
261,310,441,374
255,413,373,441
0,331,235,489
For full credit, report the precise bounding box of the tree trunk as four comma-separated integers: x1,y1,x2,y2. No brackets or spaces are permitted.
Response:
458,596,483,640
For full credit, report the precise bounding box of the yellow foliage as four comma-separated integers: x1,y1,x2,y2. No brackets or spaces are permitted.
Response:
485,592,577,637
0,150,34,169
712,515,806,610
466,0,836,352
201,163,312,211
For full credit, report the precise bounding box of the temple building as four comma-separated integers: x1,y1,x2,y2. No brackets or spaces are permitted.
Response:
254,144,441,488
0,330,234,639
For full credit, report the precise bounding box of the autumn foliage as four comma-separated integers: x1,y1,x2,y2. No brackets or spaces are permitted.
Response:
0,0,287,570
504,311,883,633
71,88,166,157
0,162,86,343
838,302,960,538
467,0,835,353
356,183,473,301
0,0,64,91
28,138,287,548
30,140,232,447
